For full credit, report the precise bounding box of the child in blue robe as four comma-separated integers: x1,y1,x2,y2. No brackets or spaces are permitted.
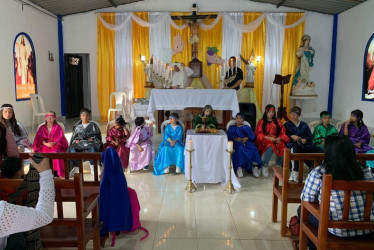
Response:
227,113,262,178
153,113,185,175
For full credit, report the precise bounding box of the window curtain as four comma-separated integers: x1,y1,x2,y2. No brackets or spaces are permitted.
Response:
198,13,223,89
262,14,285,112
171,12,191,65
281,13,305,115
241,13,266,112
115,13,133,120
97,13,115,121
132,12,150,99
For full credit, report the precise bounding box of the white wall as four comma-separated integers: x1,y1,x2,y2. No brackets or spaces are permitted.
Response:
0,0,60,128
302,12,333,118
62,0,332,119
334,0,374,122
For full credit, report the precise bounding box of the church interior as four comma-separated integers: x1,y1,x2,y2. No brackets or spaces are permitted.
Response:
1,0,374,249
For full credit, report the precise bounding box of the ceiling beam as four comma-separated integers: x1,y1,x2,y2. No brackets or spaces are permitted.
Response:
276,0,287,8
108,0,118,8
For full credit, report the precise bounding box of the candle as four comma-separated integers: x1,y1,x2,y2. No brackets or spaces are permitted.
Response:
170,67,173,84
188,139,193,151
227,141,233,152
235,56,238,73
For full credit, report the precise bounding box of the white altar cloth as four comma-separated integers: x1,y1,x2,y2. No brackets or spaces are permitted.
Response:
147,89,240,121
130,103,149,120
184,130,241,189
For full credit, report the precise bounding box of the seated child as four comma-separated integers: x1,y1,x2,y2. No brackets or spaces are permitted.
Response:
312,111,338,149
228,113,262,178
33,111,68,178
0,157,26,202
126,117,155,171
103,116,130,169
193,105,219,130
68,108,102,175
339,109,373,153
284,106,323,182
255,104,290,177
153,113,184,175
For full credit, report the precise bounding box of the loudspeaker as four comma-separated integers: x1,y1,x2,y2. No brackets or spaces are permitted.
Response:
239,103,257,130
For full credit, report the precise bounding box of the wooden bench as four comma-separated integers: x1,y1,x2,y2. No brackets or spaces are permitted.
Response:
272,150,374,237
0,174,100,249
299,174,374,250
20,152,101,202
272,149,324,236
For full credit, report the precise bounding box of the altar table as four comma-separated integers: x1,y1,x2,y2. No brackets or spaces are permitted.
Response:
184,130,241,189
130,103,149,120
147,89,240,132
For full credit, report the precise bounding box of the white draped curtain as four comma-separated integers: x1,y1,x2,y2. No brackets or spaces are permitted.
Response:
262,14,285,111
149,12,171,61
222,12,243,65
115,13,133,120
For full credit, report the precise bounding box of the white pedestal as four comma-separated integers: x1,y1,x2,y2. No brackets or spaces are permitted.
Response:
289,95,318,115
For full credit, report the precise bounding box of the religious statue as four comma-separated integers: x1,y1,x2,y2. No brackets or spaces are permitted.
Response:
188,20,199,58
291,34,317,96
143,57,155,88
240,50,257,88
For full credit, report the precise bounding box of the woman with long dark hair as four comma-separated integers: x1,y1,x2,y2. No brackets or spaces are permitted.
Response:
255,104,289,177
0,122,19,165
339,109,372,153
300,134,374,250
1,104,32,152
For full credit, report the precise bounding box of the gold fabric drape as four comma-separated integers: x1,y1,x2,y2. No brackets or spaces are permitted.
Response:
170,12,191,65
241,13,266,111
132,12,150,99
198,13,222,89
281,13,305,114
97,13,115,121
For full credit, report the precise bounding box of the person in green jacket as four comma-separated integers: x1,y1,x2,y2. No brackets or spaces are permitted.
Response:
312,111,338,149
193,105,219,130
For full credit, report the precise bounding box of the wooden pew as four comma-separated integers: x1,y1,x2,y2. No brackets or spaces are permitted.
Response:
0,174,100,249
20,152,101,202
272,149,324,237
272,150,374,237
299,174,374,250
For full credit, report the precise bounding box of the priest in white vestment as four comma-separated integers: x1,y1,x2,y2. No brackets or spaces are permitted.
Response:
171,63,193,88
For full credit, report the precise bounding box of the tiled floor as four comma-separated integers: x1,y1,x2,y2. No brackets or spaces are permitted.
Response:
31,118,297,250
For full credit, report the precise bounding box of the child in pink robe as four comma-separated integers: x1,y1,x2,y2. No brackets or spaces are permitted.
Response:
126,117,155,171
103,116,130,168
33,111,68,178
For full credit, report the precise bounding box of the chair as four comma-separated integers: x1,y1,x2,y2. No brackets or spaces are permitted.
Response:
161,120,185,142
30,94,47,131
107,92,126,124
272,149,324,237
308,120,321,133
299,174,374,250
239,103,257,130
37,121,65,132
183,107,202,132
226,120,251,131
336,120,346,132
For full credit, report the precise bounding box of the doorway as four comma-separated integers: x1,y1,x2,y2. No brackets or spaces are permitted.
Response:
64,54,91,118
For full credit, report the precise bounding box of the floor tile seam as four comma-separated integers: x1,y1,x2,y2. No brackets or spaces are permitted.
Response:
223,189,241,240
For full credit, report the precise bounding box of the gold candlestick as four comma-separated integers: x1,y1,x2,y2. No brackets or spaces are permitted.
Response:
224,149,236,194
185,148,197,193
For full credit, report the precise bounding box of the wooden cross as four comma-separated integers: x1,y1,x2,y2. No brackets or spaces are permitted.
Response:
171,4,217,59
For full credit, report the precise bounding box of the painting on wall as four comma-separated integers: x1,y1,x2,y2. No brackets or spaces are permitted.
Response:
363,33,374,101
13,32,37,101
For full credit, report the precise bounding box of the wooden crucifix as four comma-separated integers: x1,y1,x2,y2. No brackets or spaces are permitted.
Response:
171,3,217,59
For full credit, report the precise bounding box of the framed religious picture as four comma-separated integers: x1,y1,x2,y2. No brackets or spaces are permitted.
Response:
362,33,374,101
13,32,37,101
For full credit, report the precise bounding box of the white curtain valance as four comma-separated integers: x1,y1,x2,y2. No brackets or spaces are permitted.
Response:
97,12,307,32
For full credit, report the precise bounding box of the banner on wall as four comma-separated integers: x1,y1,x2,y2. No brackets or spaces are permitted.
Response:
13,32,37,101
363,33,374,101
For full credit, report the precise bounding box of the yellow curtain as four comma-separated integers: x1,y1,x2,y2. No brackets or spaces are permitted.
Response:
170,12,191,65
281,13,305,114
198,13,222,89
97,13,115,121
241,13,266,111
132,12,150,99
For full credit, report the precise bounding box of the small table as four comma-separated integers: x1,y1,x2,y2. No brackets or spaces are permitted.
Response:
130,103,149,120
184,130,241,188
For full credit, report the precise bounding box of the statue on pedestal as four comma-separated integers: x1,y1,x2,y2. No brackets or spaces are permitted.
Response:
291,34,317,96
